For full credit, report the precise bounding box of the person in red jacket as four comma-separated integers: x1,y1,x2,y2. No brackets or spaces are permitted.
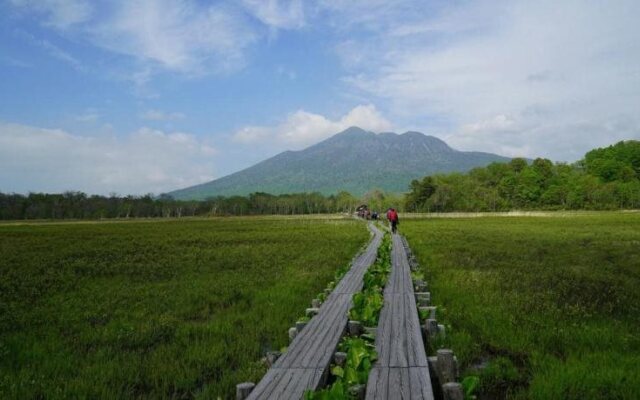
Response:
387,208,399,233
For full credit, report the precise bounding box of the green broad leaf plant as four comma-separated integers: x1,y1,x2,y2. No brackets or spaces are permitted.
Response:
306,233,392,399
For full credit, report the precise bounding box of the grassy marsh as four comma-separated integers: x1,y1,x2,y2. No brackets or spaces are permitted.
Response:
0,217,368,399
403,212,640,399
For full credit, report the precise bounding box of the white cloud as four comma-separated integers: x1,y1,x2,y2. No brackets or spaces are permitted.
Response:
233,126,272,144
11,0,92,29
241,0,305,29
232,104,393,148
462,115,516,135
329,0,640,161
91,0,257,74
0,122,216,195
8,0,311,81
15,29,84,71
141,109,186,121
11,0,260,76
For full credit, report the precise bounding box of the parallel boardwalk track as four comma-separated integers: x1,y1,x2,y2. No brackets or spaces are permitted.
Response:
365,233,435,400
247,224,383,399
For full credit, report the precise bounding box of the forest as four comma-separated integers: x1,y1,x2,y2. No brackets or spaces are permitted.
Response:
405,140,640,212
1,140,638,220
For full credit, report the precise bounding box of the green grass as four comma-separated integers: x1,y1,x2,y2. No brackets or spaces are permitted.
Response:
0,217,369,399
402,212,640,399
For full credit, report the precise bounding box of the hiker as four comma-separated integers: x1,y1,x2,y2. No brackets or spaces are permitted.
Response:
387,208,399,233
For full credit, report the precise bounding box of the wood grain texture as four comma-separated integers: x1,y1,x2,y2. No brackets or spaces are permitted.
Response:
365,234,434,399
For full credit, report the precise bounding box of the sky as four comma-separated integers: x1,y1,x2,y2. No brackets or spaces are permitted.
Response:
1,0,639,195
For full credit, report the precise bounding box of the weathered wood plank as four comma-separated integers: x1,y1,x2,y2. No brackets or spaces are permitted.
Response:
366,368,435,400
410,367,434,399
376,294,393,365
247,224,383,400
366,366,384,398
278,285,353,368
302,296,350,367
366,233,434,399
390,294,408,367
388,367,402,400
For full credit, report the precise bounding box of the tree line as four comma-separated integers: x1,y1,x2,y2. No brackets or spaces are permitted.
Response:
0,191,373,220
1,140,638,220
405,140,640,212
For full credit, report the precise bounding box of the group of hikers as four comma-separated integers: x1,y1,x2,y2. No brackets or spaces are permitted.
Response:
357,206,399,233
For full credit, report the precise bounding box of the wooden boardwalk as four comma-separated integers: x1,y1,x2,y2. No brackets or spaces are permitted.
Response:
247,224,383,399
365,233,434,400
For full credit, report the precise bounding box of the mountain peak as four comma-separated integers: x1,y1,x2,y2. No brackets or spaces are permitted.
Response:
169,126,510,199
335,126,374,138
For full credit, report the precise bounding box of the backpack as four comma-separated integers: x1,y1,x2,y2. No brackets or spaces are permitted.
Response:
389,210,398,222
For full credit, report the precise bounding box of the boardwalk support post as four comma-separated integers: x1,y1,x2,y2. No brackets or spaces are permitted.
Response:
348,320,362,336
415,292,431,306
305,307,319,317
442,382,464,400
311,298,322,308
265,351,281,367
437,349,458,383
236,382,255,400
428,356,438,374
348,384,366,399
419,306,436,320
334,351,347,366
288,327,297,342
425,318,439,338
414,280,427,292
296,321,308,333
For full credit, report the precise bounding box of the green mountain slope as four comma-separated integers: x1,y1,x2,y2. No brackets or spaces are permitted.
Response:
169,127,510,200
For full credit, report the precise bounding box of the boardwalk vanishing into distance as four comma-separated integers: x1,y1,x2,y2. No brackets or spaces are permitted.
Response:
365,233,434,399
242,225,436,399
246,224,383,399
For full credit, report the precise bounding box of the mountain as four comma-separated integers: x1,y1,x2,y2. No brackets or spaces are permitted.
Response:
168,127,510,200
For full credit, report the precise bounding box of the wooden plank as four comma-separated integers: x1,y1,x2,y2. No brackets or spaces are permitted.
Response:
375,294,393,365
281,290,348,368
279,227,381,368
302,296,350,367
390,234,414,295
248,368,280,399
365,366,383,399
400,367,411,399
410,367,435,400
388,367,403,400
248,367,325,399
366,368,435,400
366,233,434,399
390,294,408,367
406,294,429,367
268,368,297,397
248,224,383,400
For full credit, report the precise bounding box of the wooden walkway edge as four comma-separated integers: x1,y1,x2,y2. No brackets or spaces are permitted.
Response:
246,223,383,399
365,233,435,400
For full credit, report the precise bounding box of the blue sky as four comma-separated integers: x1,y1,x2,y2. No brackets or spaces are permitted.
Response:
1,0,639,195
